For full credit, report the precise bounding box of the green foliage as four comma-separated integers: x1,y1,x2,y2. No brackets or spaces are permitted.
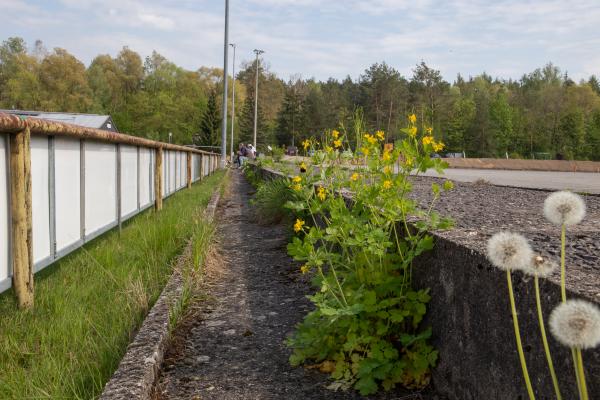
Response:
285,116,453,395
251,178,296,224
271,146,285,162
198,89,221,146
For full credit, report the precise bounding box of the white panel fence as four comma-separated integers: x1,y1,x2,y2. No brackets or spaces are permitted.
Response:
0,115,220,297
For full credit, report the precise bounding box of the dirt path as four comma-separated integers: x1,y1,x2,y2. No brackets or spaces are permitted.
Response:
154,170,433,400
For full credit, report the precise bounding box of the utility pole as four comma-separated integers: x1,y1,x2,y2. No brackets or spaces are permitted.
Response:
253,49,264,148
220,0,229,167
230,43,236,159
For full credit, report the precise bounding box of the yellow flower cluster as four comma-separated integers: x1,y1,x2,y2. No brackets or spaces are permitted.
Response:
350,172,359,181
299,161,307,171
422,136,434,146
291,175,302,191
333,139,342,148
364,133,378,144
294,218,305,232
300,264,309,274
408,126,417,137
376,130,385,140
325,145,333,153
382,180,393,190
302,139,310,150
409,114,417,124
317,187,327,201
383,165,392,175
361,147,370,156
422,136,445,152
433,142,445,152
382,150,391,161
332,130,340,139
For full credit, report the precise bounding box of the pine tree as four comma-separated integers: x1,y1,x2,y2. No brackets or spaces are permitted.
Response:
198,89,220,146
276,86,304,146
238,93,266,147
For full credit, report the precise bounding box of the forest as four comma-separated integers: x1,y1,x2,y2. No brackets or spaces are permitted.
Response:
1,36,600,160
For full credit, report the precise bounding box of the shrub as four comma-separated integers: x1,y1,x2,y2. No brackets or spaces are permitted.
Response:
286,117,453,395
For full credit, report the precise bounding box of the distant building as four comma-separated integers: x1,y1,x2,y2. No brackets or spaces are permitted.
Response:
0,110,118,132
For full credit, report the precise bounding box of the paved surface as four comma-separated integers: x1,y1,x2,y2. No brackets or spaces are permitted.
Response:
420,168,600,194
409,176,600,302
154,171,438,400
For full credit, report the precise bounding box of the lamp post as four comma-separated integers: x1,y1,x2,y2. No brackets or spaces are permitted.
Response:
168,132,172,143
253,49,264,148
230,43,236,159
220,0,230,167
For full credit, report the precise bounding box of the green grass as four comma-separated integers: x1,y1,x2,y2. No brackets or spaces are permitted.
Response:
0,171,224,399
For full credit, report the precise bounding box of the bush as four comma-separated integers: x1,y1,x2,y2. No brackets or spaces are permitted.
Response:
251,178,295,225
285,118,453,395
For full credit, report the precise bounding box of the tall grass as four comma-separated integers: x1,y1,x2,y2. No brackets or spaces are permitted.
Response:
0,171,224,399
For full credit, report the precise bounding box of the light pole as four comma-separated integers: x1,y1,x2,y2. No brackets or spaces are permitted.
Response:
220,0,230,167
253,49,264,148
168,132,172,143
229,43,236,159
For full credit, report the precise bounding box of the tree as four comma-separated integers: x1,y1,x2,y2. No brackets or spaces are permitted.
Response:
198,89,220,146
276,79,305,146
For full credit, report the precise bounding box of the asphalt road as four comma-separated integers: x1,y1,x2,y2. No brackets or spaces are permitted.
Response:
420,168,600,194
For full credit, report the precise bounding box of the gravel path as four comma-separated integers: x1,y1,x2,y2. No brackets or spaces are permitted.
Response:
154,170,438,400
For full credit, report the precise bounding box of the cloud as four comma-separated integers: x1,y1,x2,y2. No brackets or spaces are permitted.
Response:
1,0,599,81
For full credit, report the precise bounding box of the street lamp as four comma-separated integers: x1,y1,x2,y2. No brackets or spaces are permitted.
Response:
230,43,236,159
168,132,172,143
220,0,230,167
253,49,264,148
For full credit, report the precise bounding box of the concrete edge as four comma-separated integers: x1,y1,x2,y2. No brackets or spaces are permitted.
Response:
99,175,225,400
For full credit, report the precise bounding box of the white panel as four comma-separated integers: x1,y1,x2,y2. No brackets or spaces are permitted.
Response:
139,148,151,207
31,136,50,264
175,152,180,189
162,150,167,197
0,135,9,282
169,151,176,193
193,154,199,181
120,145,138,217
150,150,155,202
55,137,81,250
85,142,117,234
182,152,187,187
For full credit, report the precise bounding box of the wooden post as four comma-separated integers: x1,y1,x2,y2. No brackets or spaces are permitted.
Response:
186,152,192,189
10,127,34,308
155,147,163,211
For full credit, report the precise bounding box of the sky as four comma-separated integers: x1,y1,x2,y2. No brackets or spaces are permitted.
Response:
2,0,600,83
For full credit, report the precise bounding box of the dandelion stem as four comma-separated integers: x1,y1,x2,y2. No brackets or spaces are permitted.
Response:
534,275,562,400
572,349,584,400
575,348,588,400
560,224,566,303
506,269,535,400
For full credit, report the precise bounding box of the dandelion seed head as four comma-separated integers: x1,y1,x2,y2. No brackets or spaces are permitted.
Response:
549,300,600,349
543,191,586,226
486,232,533,271
521,254,558,278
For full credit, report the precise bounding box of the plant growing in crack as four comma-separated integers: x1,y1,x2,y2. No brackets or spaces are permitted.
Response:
286,114,453,395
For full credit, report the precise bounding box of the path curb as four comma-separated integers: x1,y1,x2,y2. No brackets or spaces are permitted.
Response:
100,177,224,400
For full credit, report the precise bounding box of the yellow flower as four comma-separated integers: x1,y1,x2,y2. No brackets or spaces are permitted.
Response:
300,264,309,274
302,139,310,150
426,126,433,134
408,126,417,137
422,136,434,146
376,130,385,140
383,165,392,175
291,184,301,191
294,218,305,232
333,139,342,148
382,180,392,190
325,145,333,153
382,151,391,161
361,147,370,156
292,175,302,183
332,130,340,139
350,172,359,181
433,141,445,152
409,114,417,124
317,187,327,201
299,161,307,170
405,157,414,167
